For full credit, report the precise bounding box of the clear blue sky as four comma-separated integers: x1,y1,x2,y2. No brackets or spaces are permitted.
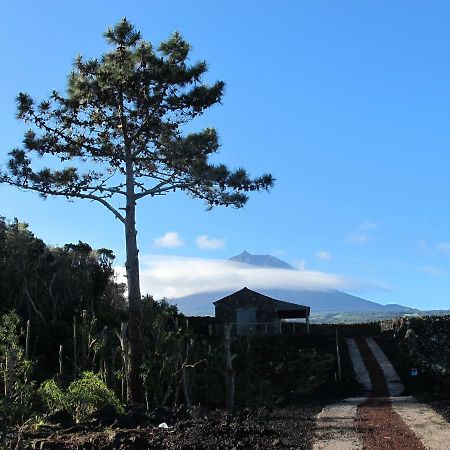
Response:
2,1,450,309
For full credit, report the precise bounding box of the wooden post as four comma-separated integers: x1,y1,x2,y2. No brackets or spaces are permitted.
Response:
265,323,268,335
111,348,117,390
4,348,16,399
120,322,129,403
59,345,63,375
292,322,296,334
279,320,282,334
306,316,310,335
208,324,213,336
224,324,236,412
73,316,78,376
335,328,342,382
180,340,191,408
81,310,87,371
25,320,31,361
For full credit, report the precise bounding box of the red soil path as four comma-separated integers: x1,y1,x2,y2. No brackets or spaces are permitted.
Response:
355,337,426,450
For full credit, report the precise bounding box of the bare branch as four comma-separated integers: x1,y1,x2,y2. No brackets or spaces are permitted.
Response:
1,178,125,224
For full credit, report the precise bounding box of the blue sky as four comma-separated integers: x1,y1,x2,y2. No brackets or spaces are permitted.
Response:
2,1,450,309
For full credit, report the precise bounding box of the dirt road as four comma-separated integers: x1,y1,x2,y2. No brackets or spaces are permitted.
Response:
313,337,450,450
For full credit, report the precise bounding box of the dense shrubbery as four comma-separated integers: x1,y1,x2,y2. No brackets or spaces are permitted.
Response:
0,312,37,441
0,217,339,445
39,372,123,422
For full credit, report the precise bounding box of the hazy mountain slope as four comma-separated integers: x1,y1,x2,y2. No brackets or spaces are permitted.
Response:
170,251,418,317
173,288,418,316
229,251,294,269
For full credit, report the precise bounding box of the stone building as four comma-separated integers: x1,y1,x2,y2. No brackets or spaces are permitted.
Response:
214,287,310,335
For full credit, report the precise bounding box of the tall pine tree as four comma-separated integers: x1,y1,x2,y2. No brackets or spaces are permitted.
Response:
1,19,273,403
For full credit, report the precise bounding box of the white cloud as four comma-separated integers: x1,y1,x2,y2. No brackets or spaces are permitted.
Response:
438,242,450,253
315,251,332,262
293,260,306,270
196,235,225,250
154,232,184,248
417,266,446,277
115,255,381,299
346,222,377,245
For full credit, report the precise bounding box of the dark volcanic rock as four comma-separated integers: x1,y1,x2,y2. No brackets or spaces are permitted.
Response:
88,404,119,427
46,410,74,428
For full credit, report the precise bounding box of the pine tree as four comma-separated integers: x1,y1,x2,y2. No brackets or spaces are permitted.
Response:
1,19,274,403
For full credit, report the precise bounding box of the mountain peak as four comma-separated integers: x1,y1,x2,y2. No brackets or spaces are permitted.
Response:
229,251,294,270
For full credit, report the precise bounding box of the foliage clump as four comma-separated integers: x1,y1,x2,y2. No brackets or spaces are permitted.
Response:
0,312,36,439
39,372,123,422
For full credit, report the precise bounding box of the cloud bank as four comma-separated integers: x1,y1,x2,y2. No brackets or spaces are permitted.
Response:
116,255,379,299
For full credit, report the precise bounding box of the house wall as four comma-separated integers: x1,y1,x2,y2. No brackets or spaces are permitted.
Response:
215,294,279,325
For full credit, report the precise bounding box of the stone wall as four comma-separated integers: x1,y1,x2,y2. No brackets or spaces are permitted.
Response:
381,315,450,378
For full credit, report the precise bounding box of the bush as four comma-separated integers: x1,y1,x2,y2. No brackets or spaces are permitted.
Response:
39,372,123,422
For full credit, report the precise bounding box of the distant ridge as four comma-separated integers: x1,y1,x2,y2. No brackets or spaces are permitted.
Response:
229,250,294,270
171,251,419,318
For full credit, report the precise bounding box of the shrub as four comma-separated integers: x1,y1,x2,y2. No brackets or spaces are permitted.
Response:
39,372,123,422
38,379,67,412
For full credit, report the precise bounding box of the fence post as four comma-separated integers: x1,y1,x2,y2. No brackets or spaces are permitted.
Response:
336,328,342,382
180,339,192,408
119,322,129,402
73,316,78,376
4,347,16,399
25,320,31,361
59,345,63,375
224,324,236,411
81,310,87,371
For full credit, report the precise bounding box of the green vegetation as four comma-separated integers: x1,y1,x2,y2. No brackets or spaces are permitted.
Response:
0,216,341,445
39,372,123,422
1,18,273,402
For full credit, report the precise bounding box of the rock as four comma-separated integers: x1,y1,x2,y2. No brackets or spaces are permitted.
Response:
89,404,119,426
114,414,135,429
45,410,74,428
130,407,149,426
148,406,175,426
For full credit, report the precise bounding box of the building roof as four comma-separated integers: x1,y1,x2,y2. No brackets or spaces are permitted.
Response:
213,287,310,314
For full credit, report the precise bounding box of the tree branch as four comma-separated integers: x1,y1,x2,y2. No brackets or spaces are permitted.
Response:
2,178,126,224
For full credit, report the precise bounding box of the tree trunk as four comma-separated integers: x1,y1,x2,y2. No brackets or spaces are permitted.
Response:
124,193,145,404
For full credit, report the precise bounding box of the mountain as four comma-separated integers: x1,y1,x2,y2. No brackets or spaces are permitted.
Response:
171,251,419,318
229,251,294,269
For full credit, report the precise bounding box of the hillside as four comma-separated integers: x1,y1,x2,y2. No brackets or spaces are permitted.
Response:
171,251,418,318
